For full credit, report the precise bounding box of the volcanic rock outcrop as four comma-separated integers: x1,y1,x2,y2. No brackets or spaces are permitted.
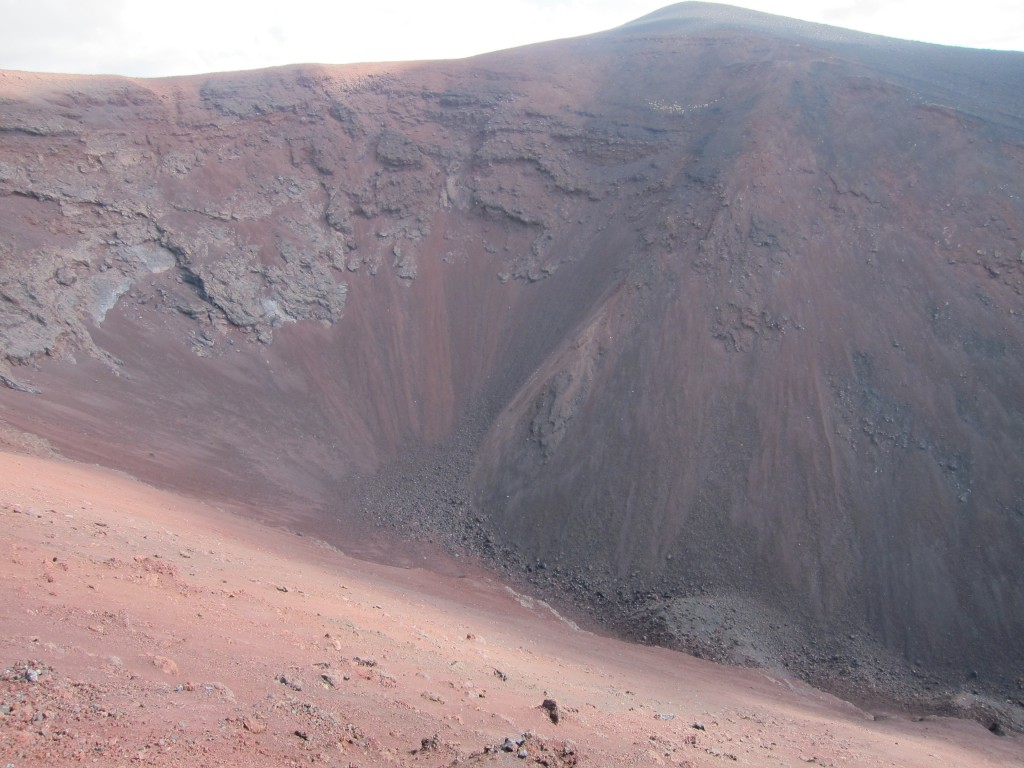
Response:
1,3,1023,721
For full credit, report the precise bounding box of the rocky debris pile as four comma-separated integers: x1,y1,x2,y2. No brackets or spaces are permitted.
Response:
463,732,578,766
0,662,131,763
0,654,391,766
1,660,52,686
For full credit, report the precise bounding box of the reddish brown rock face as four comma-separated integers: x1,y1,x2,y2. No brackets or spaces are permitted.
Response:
1,3,1022,717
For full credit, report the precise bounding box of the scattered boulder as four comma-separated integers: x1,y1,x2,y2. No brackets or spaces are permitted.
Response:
541,698,560,724
277,674,303,691
417,733,441,753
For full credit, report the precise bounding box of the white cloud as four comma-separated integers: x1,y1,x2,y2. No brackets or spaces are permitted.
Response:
0,0,1019,78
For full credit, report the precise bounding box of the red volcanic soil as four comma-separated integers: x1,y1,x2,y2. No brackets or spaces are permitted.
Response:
2,449,1021,767
1,1,1023,730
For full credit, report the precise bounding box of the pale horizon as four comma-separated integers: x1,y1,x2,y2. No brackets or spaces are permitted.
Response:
0,0,1020,79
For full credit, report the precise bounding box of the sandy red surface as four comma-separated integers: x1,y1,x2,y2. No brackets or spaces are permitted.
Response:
1,450,1020,767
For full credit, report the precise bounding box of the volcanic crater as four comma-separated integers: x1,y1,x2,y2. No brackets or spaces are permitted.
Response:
1,0,1023,741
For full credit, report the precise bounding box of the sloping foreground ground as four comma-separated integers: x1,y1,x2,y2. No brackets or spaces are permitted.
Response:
1,449,1020,767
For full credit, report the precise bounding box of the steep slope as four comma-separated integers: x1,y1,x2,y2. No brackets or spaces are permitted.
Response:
5,450,1021,766
1,3,1022,718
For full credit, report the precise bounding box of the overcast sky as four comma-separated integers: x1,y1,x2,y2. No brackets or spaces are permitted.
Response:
0,0,1021,78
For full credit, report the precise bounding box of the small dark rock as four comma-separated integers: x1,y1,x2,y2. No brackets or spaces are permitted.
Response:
277,674,303,691
541,698,560,724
